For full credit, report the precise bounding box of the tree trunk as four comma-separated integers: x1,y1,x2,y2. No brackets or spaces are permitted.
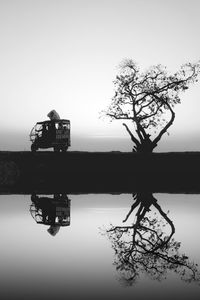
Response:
122,123,157,153
134,139,157,153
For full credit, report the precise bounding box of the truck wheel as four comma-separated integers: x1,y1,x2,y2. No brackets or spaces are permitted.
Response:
31,144,37,152
54,147,60,152
62,146,68,152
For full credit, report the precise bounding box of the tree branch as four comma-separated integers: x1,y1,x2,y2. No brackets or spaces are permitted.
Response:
153,98,175,145
123,194,139,223
122,123,141,148
107,113,132,120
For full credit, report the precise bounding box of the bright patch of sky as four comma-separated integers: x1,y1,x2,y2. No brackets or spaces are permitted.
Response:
0,0,200,151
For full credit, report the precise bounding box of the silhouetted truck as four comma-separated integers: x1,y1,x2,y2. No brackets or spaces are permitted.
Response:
30,194,71,227
30,119,71,152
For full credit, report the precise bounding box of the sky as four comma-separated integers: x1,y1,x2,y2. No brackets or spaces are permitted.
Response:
0,0,200,151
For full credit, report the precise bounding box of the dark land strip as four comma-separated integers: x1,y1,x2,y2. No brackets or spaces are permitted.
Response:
1,151,200,194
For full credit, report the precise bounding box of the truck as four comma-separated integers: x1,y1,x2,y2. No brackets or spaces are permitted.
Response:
30,119,71,152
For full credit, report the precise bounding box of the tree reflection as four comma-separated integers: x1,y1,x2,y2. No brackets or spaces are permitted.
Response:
105,192,200,286
30,194,71,236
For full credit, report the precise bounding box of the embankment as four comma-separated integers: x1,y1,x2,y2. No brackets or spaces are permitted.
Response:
0,151,200,194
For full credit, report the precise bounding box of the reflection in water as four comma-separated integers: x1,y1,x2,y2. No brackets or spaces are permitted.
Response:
104,192,200,286
30,194,71,236
0,193,200,299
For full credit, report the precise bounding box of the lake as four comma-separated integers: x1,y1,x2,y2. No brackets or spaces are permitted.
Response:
0,193,200,300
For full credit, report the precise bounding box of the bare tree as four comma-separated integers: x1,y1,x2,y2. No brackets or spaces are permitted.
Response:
104,193,200,286
104,59,200,152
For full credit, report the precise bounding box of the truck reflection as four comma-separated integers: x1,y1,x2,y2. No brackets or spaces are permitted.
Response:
30,194,71,236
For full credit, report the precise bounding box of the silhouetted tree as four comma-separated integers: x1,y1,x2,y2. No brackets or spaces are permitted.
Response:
104,60,200,152
104,193,200,286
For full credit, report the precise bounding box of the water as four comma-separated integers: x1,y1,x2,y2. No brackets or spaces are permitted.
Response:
0,193,200,300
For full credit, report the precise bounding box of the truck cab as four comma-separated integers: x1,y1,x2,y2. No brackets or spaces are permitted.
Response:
30,119,71,152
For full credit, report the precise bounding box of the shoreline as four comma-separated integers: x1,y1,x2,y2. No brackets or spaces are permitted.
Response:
1,151,200,194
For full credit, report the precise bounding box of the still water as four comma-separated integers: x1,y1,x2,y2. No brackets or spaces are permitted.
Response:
0,193,200,300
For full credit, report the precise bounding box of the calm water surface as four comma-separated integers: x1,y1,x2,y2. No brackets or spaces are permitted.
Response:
0,193,200,300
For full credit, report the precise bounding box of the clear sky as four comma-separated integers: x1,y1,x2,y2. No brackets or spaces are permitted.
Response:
0,0,200,151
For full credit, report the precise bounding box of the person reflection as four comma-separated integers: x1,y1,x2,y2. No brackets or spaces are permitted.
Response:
30,193,71,236
105,192,200,286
